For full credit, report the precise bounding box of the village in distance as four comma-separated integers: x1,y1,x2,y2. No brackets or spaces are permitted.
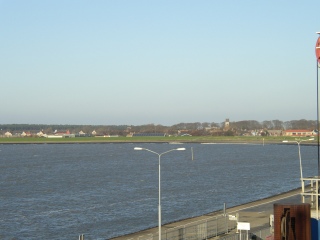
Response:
0,119,318,139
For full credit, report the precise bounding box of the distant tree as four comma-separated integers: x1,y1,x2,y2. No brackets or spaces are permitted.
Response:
44,127,53,134
224,130,234,136
190,129,206,136
283,121,292,130
290,119,316,129
262,120,273,129
210,122,221,128
184,123,199,130
231,120,262,131
140,124,157,133
201,122,210,129
272,120,284,129
155,124,168,133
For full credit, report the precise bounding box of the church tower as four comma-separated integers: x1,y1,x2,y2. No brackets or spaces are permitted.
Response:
224,118,230,130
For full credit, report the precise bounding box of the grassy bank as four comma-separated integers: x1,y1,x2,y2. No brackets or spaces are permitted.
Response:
0,136,304,144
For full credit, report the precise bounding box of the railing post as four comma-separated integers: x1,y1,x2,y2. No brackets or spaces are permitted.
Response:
216,216,218,236
205,219,208,240
226,214,228,233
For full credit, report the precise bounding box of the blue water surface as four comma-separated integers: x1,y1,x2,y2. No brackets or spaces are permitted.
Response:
0,143,317,239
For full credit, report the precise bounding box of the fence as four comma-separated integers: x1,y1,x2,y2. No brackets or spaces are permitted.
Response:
131,215,237,240
131,220,273,240
219,227,272,240
80,216,272,240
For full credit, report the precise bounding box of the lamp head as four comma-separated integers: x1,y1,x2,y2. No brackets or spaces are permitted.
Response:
176,148,186,151
134,147,143,150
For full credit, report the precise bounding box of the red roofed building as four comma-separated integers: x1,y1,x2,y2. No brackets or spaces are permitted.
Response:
283,129,317,137
54,130,70,136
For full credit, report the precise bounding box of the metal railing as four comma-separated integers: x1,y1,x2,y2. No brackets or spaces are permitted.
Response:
219,227,272,240
132,222,273,240
132,215,237,240
80,217,272,240
164,215,236,240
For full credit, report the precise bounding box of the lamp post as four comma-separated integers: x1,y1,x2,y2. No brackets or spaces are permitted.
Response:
316,32,320,177
282,138,314,181
134,147,186,240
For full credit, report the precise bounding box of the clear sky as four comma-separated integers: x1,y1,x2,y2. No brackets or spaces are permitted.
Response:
1,1,319,126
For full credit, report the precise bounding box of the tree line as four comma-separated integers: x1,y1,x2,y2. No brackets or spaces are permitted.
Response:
0,119,317,136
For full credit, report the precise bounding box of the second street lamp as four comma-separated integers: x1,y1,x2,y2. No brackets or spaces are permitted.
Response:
282,138,314,181
134,147,186,240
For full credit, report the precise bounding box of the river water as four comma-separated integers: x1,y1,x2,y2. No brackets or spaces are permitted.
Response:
0,142,318,239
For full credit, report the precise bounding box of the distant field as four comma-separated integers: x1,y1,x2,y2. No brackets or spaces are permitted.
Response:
0,136,301,144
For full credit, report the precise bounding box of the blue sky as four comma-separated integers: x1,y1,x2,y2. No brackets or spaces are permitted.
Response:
1,1,319,125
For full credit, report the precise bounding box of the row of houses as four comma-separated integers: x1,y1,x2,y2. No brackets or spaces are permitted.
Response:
3,130,97,138
2,129,318,138
243,129,317,137
282,129,317,137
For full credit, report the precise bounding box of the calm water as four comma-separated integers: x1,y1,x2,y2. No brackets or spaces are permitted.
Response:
0,143,318,239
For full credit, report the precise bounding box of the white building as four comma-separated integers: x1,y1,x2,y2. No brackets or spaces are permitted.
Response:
4,131,12,137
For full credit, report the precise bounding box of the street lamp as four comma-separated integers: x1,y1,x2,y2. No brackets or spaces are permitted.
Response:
282,138,314,180
134,147,186,240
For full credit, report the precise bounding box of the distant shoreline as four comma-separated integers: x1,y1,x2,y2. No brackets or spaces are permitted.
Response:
0,136,314,145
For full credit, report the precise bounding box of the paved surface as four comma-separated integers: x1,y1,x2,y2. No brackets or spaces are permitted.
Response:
110,188,304,240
